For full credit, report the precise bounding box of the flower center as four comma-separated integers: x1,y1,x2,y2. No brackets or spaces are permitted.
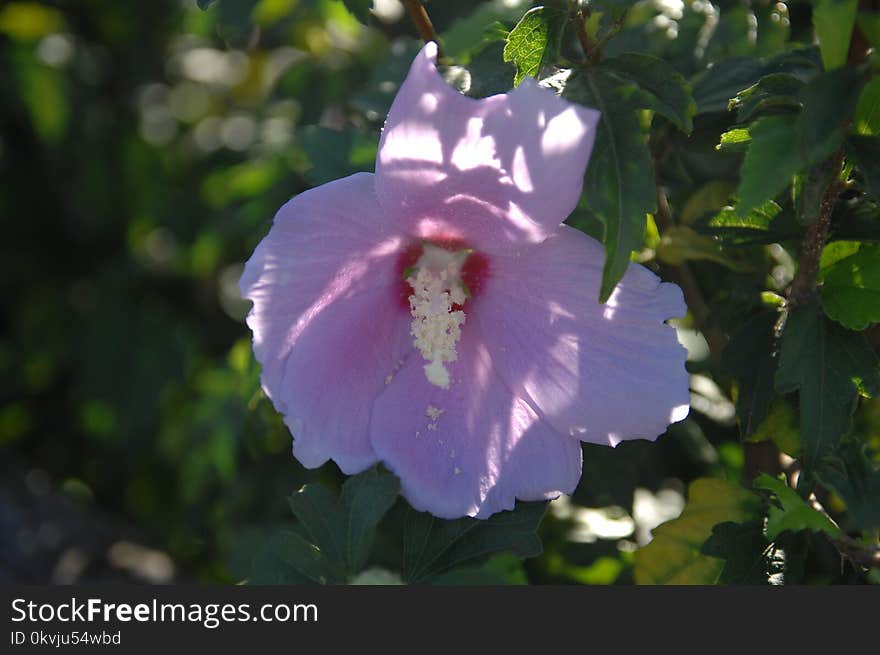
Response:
400,239,488,389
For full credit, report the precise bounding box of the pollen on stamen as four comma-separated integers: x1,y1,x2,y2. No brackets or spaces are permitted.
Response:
408,266,465,389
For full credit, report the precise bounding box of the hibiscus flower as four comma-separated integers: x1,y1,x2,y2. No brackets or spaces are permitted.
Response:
240,42,690,519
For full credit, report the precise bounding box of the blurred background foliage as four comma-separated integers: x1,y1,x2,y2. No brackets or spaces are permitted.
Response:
1,0,878,585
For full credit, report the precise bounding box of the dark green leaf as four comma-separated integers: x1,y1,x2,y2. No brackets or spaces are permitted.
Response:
774,303,873,465
730,73,804,122
197,0,216,8
846,134,880,201
831,196,880,242
700,521,770,584
821,243,880,330
794,158,840,226
288,466,400,578
816,443,880,530
402,501,547,583
735,116,801,216
564,70,656,302
288,483,346,571
249,530,331,584
502,6,565,86
339,465,401,572
812,0,858,71
723,311,779,438
465,41,517,99
795,68,863,167
342,0,372,23
754,474,840,540
602,53,696,132
691,56,763,114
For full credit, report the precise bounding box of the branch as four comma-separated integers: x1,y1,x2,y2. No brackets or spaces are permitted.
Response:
786,153,843,306
654,185,727,367
570,5,600,64
806,491,880,570
402,0,440,56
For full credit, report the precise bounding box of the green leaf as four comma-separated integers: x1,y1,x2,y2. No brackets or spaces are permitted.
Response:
853,77,880,135
821,243,880,330
342,0,372,23
735,116,801,216
753,474,840,540
442,0,528,63
815,443,880,530
655,225,750,270
730,73,804,122
602,53,696,132
502,6,565,86
402,501,547,583
717,127,751,153
722,311,779,438
747,397,801,457
820,240,862,272
795,68,863,167
249,530,331,584
197,0,216,8
691,56,763,114
846,135,880,201
774,303,876,465
338,466,401,572
857,11,880,50
634,478,761,585
700,521,771,584
564,70,656,302
831,196,880,242
812,0,858,71
288,466,400,579
709,200,780,230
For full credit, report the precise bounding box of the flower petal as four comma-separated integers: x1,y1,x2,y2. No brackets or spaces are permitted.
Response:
375,42,600,253
239,173,411,473
369,321,582,519
475,226,690,446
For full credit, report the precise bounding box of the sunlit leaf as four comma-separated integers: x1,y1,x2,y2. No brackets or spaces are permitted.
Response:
811,0,858,71
853,77,880,135
634,478,761,585
502,6,565,86
753,474,839,540
820,243,880,330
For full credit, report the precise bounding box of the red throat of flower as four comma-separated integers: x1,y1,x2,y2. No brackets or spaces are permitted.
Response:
396,236,490,389
395,237,490,310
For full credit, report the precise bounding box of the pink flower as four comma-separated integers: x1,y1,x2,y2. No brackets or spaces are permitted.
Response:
240,43,689,519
